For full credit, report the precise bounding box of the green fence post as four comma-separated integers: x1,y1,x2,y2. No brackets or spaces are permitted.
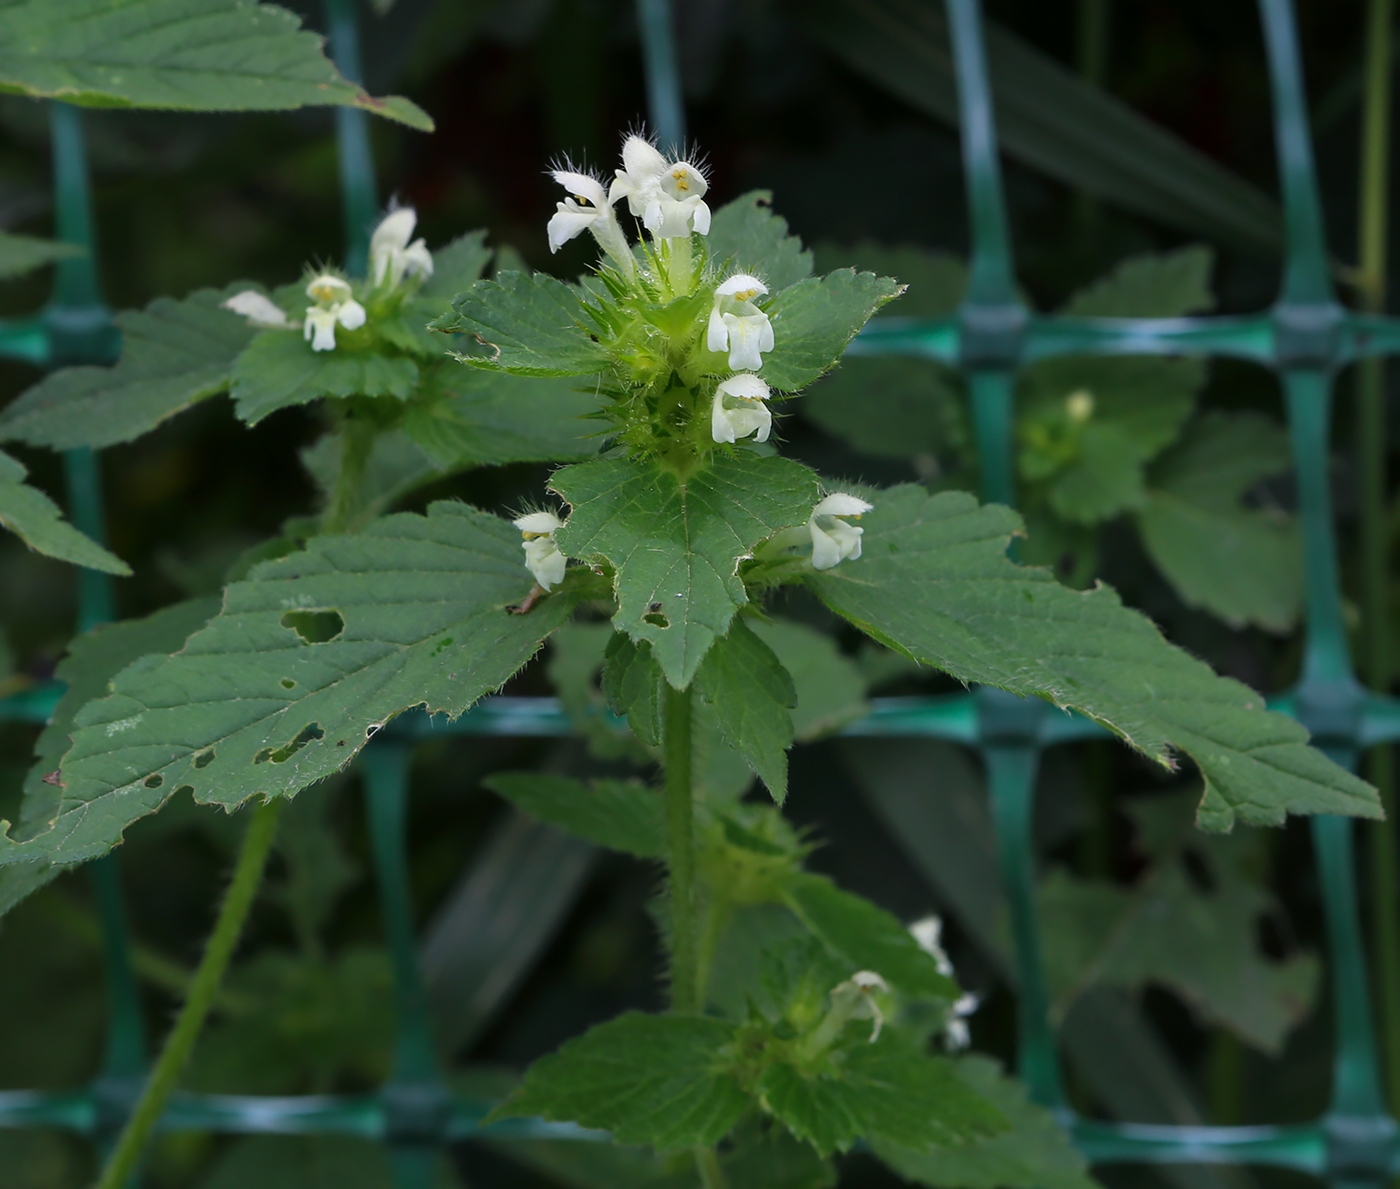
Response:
635,0,686,154
325,0,378,277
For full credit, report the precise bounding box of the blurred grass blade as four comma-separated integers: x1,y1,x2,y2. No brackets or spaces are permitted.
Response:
795,0,1281,253
421,810,595,1055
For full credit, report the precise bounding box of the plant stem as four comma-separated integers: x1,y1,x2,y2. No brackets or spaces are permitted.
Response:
1357,0,1400,1116
694,1145,729,1189
93,799,284,1189
323,410,376,535
694,894,731,1011
664,682,698,1014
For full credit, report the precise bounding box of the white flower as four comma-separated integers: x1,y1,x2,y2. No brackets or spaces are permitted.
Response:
944,992,979,1051
303,274,366,352
1066,389,1094,422
547,168,634,279
513,511,566,590
711,374,772,444
808,493,872,571
369,208,433,288
608,135,710,240
830,970,890,1043
909,915,955,978
707,275,774,371
222,290,290,328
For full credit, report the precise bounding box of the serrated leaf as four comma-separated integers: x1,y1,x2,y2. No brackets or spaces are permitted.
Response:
484,773,665,859
757,1040,1004,1157
2,502,575,864
760,270,904,393
0,230,81,280
489,1011,748,1151
0,286,256,450
0,447,129,574
872,1055,1098,1189
694,618,795,802
418,230,493,299
784,873,958,1001
706,192,814,292
814,243,967,319
601,632,666,747
749,618,868,740
400,364,598,469
1138,412,1301,632
807,485,1379,831
0,0,432,131
0,860,60,921
1062,247,1215,318
230,333,419,424
432,272,611,376
554,454,820,687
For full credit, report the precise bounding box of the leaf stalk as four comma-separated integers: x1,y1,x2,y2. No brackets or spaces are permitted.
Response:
664,681,698,1014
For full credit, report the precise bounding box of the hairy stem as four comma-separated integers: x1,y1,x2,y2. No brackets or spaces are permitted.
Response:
694,893,731,1012
664,682,698,1013
694,1144,729,1189
93,799,283,1189
1357,0,1400,1115
323,410,376,534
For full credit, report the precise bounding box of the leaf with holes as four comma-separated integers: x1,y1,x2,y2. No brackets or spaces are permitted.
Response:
0,286,257,450
694,618,796,803
488,1012,748,1151
553,453,821,688
0,0,432,129
0,447,129,574
759,270,904,393
707,192,814,292
431,272,612,376
807,485,1378,830
0,502,577,865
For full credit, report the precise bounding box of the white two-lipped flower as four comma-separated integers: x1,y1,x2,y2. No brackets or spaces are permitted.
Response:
711,374,772,444
222,290,291,328
830,970,891,1043
369,207,433,289
707,274,774,371
910,915,979,1051
513,511,567,590
303,274,366,352
809,493,872,571
609,135,711,239
546,167,634,278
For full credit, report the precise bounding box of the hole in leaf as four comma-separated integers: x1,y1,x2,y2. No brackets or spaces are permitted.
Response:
193,749,215,769
143,774,163,789
643,612,669,628
174,785,193,798
281,609,344,644
281,678,296,690
254,723,325,765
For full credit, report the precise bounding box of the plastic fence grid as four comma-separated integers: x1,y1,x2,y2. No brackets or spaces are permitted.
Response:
0,0,1398,1186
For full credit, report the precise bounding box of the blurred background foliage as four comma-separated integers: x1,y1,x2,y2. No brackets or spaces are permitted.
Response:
0,0,1394,1186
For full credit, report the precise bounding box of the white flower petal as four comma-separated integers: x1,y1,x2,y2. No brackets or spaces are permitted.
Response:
716,273,768,299
403,239,434,278
663,161,708,199
513,511,564,535
722,312,772,371
523,536,566,590
716,373,770,401
706,307,729,354
335,300,366,331
551,170,609,209
222,290,289,328
304,307,339,351
814,493,873,518
691,199,711,236
621,135,667,182
306,273,353,305
371,208,417,256
548,206,597,252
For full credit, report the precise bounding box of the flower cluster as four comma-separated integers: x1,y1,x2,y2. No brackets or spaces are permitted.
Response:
221,208,434,353
910,915,979,1050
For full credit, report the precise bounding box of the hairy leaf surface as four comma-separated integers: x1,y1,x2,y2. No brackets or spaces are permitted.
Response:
0,287,256,450
706,192,814,292
230,333,419,424
808,486,1378,830
554,454,820,687
760,270,904,393
0,0,431,129
0,448,129,574
2,503,574,864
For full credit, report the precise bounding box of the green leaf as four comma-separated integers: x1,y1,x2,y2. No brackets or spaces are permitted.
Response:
1043,421,1148,524
300,431,441,528
553,454,821,687
757,1040,1004,1157
0,230,81,280
694,618,796,802
794,0,1281,253
0,0,432,130
803,356,967,464
0,447,129,574
484,773,665,859
1061,246,1215,318
1138,412,1302,632
400,364,598,470
749,618,868,740
813,243,967,319
784,874,958,1001
489,1011,748,1151
230,333,419,425
0,287,256,450
600,632,666,747
807,485,1379,830
872,1055,1099,1189
760,270,904,393
13,598,219,847
706,192,814,292
418,230,493,300
546,622,644,761
432,272,612,376
0,861,61,921
2,502,575,864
